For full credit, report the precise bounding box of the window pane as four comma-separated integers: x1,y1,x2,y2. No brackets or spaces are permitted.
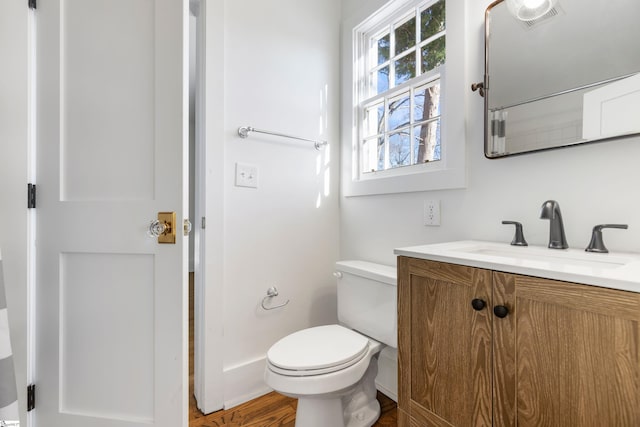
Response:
362,136,385,173
395,17,416,54
414,119,441,163
421,0,446,41
389,131,411,168
388,92,411,132
378,140,386,171
421,36,445,74
394,54,416,86
414,81,441,122
377,33,390,65
363,103,385,137
373,67,390,95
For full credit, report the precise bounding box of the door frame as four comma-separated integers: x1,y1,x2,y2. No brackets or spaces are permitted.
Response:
192,0,225,414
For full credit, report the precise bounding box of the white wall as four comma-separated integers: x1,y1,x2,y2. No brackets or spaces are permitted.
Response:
0,1,29,425
214,0,342,407
341,0,640,265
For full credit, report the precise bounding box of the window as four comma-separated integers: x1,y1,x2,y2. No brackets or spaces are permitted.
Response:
342,0,466,196
358,0,446,176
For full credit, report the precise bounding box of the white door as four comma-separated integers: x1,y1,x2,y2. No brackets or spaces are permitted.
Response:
35,1,188,427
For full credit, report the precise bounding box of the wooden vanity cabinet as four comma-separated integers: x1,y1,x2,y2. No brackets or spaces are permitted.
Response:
398,256,640,427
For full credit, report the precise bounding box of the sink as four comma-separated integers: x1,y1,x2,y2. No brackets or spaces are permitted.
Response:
455,242,631,270
394,240,640,293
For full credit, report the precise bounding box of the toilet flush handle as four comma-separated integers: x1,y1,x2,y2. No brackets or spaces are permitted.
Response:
333,271,343,279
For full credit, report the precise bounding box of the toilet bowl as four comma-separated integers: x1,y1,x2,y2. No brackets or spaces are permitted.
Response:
264,261,397,427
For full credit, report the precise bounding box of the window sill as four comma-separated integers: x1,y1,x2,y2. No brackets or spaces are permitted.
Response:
342,160,466,197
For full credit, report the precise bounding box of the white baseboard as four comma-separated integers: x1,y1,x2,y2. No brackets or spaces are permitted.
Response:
221,351,398,409
223,356,272,409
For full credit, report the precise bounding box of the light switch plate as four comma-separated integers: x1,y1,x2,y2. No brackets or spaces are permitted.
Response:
235,162,258,188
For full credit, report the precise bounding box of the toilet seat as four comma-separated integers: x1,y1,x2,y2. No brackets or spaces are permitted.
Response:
267,325,369,377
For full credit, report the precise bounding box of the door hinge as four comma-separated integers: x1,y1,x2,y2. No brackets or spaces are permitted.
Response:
201,217,206,229
28,0,36,9
27,184,36,209
27,384,35,411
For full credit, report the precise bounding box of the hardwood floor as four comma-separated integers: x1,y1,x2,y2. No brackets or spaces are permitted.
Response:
189,274,398,426
190,390,397,427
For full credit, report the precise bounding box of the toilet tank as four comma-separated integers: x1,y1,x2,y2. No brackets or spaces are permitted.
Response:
336,261,397,348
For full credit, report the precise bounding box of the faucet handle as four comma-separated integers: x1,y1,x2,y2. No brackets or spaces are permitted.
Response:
585,224,628,253
502,221,528,246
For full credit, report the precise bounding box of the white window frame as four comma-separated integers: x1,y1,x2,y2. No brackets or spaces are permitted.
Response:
341,0,467,197
359,0,445,176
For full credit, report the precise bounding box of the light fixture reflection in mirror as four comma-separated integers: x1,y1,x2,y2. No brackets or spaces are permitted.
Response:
506,0,556,21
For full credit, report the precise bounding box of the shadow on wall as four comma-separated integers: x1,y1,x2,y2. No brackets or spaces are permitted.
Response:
308,286,337,326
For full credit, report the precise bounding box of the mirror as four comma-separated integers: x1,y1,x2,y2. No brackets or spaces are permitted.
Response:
483,0,640,158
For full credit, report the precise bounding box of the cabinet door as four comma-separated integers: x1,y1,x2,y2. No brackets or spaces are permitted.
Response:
398,257,492,426
493,272,640,426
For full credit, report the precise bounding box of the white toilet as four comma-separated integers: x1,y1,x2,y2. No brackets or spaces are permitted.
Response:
264,260,397,427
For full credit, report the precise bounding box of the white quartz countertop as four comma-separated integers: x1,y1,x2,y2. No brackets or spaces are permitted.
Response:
394,240,640,294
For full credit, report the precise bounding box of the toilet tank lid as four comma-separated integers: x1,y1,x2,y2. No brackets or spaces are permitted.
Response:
335,260,396,285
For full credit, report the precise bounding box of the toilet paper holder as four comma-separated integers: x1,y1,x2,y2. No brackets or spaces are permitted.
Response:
261,286,290,310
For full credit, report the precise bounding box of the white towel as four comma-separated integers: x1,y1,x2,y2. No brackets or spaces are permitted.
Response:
0,262,18,422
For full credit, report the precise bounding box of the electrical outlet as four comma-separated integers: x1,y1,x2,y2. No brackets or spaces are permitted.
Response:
235,162,258,188
424,199,441,226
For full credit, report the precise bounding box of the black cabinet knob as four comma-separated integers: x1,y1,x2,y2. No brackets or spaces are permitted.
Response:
471,299,486,311
493,305,509,318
